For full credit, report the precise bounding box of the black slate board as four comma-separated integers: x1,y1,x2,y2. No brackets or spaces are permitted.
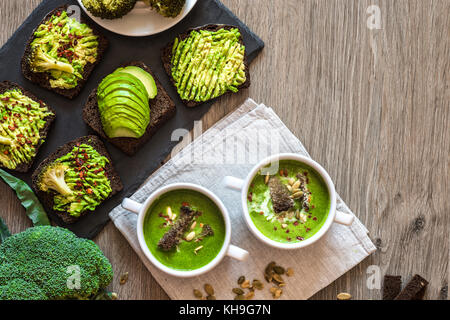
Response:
0,0,264,239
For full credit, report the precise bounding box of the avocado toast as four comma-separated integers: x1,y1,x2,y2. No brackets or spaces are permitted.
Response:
21,5,108,99
83,61,176,155
32,135,123,224
0,81,55,172
161,24,251,107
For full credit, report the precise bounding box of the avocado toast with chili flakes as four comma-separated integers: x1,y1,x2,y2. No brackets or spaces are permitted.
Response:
21,5,108,99
0,81,55,173
32,135,122,224
83,61,176,156
161,24,250,107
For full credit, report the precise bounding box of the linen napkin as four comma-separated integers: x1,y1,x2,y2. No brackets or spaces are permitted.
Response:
109,98,376,300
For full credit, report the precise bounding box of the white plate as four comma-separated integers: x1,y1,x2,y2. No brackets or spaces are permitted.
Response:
76,0,198,37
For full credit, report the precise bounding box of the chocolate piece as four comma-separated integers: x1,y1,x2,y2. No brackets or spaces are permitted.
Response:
268,176,294,213
158,206,198,251
394,274,429,300
383,275,402,300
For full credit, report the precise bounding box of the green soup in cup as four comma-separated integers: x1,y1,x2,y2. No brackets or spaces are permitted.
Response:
143,189,226,271
247,160,330,243
121,183,249,277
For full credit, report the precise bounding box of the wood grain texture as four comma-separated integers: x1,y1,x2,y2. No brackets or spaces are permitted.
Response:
0,0,448,300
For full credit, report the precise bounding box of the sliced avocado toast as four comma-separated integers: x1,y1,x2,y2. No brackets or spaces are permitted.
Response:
21,5,108,99
83,61,176,155
0,81,55,172
31,135,123,224
161,24,251,107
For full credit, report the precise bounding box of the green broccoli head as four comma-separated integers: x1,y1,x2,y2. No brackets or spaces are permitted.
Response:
37,162,73,196
0,226,113,300
82,0,137,19
28,46,74,75
145,0,186,18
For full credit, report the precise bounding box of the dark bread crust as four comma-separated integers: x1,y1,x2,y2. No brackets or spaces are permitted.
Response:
382,275,402,300
31,135,123,224
394,274,429,300
0,81,56,173
161,24,251,107
21,5,108,99
82,61,176,155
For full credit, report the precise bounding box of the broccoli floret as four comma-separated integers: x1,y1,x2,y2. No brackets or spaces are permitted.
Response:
28,46,74,75
0,226,113,300
37,163,73,196
82,0,137,19
144,0,186,18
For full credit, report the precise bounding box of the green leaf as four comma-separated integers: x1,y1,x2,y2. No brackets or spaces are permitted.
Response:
0,169,50,226
0,217,11,245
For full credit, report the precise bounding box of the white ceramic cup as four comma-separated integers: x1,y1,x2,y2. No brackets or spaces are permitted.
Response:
224,153,354,250
121,183,249,277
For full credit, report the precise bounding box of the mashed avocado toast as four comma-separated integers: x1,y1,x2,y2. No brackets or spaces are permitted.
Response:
162,24,250,107
21,5,108,99
0,81,55,172
32,135,123,224
83,61,176,155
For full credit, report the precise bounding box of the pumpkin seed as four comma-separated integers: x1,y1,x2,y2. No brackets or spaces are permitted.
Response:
253,280,264,290
273,266,285,275
272,273,284,283
232,288,244,295
235,294,245,300
286,268,294,277
291,191,304,199
245,291,255,300
193,289,203,299
186,231,196,241
241,279,250,289
206,295,216,300
273,289,282,299
204,283,214,296
119,272,129,285
190,221,197,230
237,276,245,285
194,245,203,254
337,292,352,300
299,213,307,223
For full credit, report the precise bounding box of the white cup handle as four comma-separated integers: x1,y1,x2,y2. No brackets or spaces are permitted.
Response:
226,244,249,261
334,210,354,226
122,198,143,214
224,176,245,191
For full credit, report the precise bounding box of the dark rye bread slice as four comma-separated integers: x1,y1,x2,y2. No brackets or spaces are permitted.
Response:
382,275,402,300
31,135,123,224
394,274,429,300
82,61,176,155
21,5,108,99
0,81,56,173
161,24,251,107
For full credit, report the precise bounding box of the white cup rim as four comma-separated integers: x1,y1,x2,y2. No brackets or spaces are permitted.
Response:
240,153,337,249
135,183,232,277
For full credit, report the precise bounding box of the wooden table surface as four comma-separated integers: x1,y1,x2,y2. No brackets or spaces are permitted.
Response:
0,0,448,300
